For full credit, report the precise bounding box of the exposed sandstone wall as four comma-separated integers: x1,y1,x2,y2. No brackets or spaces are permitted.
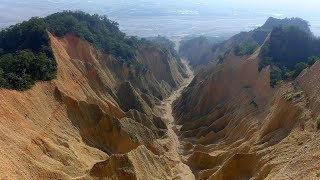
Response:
173,49,320,179
137,45,187,90
0,33,188,179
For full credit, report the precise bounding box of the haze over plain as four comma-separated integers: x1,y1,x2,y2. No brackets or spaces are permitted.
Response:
1,0,320,38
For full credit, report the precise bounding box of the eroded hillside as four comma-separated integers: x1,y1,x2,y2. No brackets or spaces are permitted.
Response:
173,43,320,179
0,26,194,179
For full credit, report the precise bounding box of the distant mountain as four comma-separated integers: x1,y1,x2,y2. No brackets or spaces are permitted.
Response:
222,17,312,55
259,17,311,33
251,17,311,45
179,36,219,70
179,17,312,69
260,26,320,86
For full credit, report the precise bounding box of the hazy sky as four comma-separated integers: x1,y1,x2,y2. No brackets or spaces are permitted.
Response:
1,0,320,19
184,0,320,17
224,0,319,11
101,0,320,18
1,0,320,37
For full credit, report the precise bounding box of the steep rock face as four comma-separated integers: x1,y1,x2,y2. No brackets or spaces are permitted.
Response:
55,34,173,104
174,51,272,125
117,81,152,115
179,37,217,70
173,49,319,179
298,61,320,113
0,33,188,179
138,45,187,89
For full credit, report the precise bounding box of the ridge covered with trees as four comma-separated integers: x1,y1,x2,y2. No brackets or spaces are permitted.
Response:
0,11,180,90
0,17,56,90
45,11,138,61
233,17,311,57
260,26,320,86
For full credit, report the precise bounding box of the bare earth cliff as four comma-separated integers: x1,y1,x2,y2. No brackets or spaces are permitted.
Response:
174,48,320,179
0,33,192,179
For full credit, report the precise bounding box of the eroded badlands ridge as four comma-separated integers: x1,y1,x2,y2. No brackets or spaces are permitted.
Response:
0,33,192,179
174,49,320,179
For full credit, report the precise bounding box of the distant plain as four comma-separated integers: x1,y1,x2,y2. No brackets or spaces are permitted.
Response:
2,0,320,39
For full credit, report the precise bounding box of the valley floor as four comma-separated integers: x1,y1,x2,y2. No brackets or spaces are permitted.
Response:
158,59,195,179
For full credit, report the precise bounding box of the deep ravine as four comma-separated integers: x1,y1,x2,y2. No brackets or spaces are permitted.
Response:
157,59,195,179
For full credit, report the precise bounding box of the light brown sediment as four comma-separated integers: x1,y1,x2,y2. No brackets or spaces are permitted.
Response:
157,59,195,179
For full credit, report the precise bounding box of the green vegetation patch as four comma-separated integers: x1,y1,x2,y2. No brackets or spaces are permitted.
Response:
234,40,259,56
252,17,311,45
317,116,320,130
45,11,180,73
232,17,311,57
0,17,56,90
259,26,320,87
45,11,138,61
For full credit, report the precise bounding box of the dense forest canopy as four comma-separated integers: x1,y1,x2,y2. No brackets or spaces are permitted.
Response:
45,11,137,61
0,17,56,90
260,26,320,86
45,11,179,63
252,17,311,45
233,17,312,57
234,40,259,56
